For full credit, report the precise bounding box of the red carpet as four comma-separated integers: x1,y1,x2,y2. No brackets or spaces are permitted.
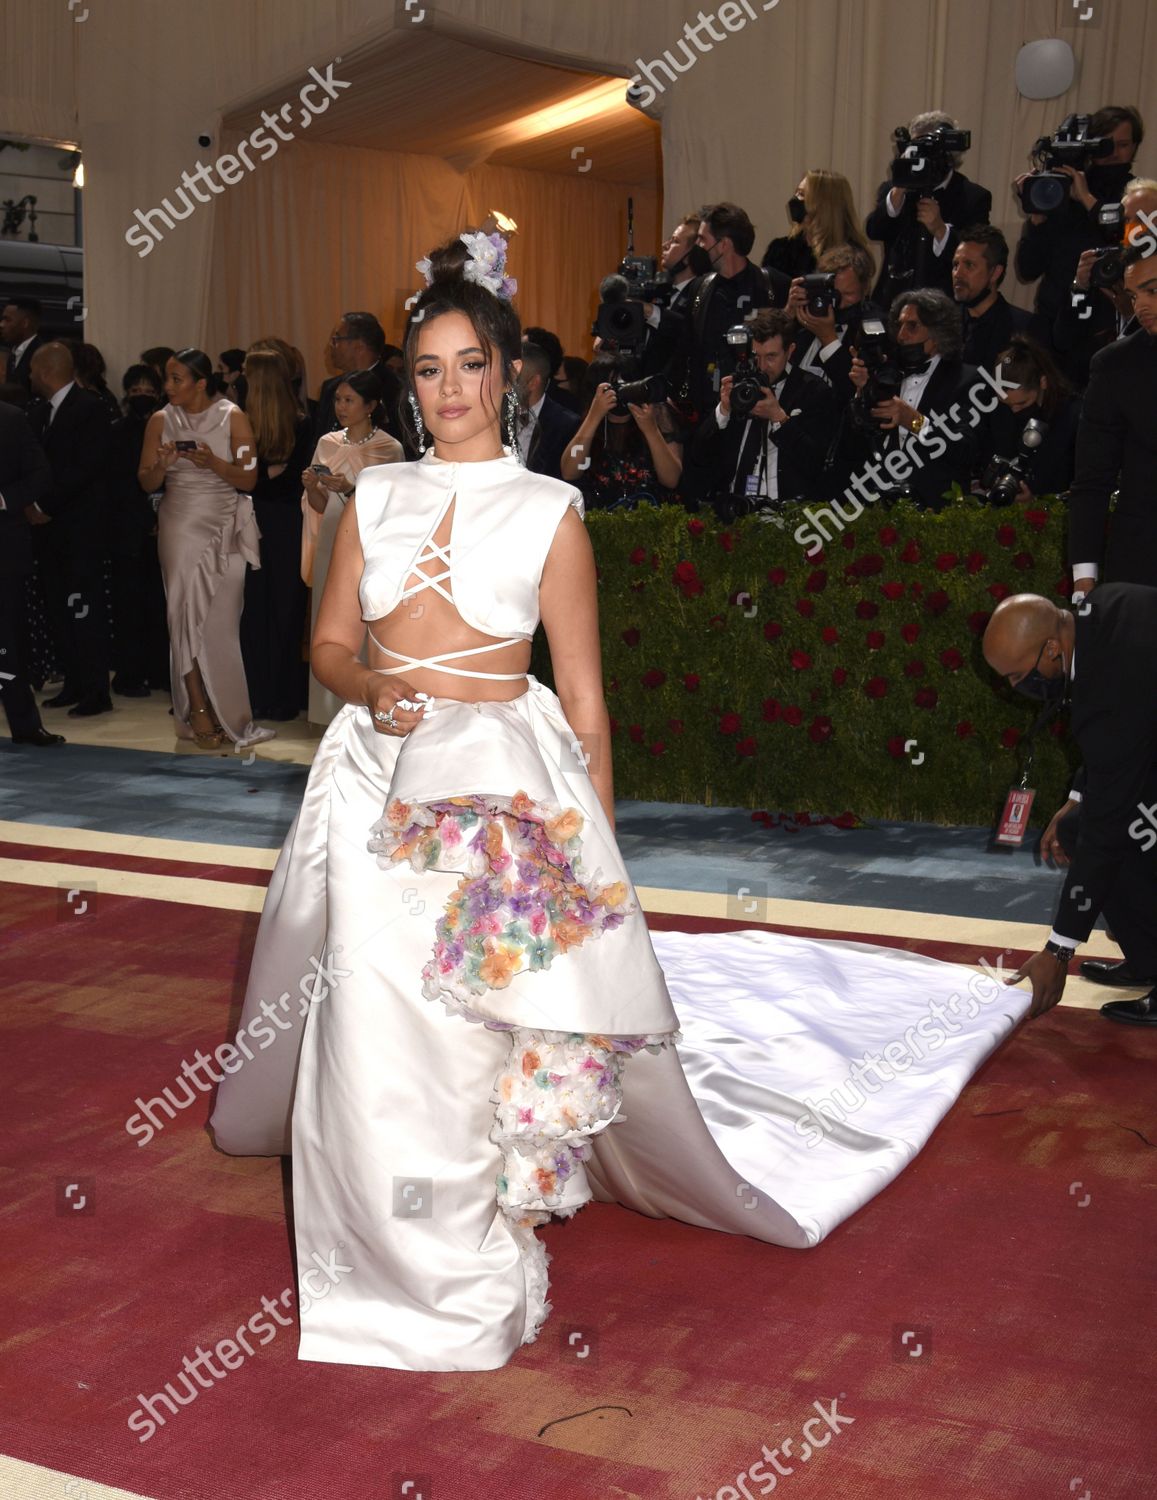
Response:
2,880,1155,1500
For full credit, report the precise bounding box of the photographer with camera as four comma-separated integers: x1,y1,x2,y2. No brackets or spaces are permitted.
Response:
688,309,835,521
1055,176,1157,385
1013,106,1143,356
847,288,982,510
865,111,992,308
951,225,1031,372
655,203,789,423
786,244,880,397
637,213,713,376
762,170,873,282
981,336,1080,504
1067,240,1157,592
561,353,683,510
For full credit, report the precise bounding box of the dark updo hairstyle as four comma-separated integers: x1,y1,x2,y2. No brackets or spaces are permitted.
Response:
401,235,522,452
336,367,387,428
171,347,226,398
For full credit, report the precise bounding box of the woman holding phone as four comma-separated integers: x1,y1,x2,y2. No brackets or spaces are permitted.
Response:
138,348,274,751
301,368,403,725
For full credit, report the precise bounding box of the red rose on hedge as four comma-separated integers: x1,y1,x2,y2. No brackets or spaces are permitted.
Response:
629,546,646,565
858,552,885,576
967,610,991,635
904,659,926,678
988,582,1010,601
822,626,840,645
764,621,783,641
878,525,899,546
832,667,848,686
808,716,834,743
935,552,958,572
881,581,905,601
790,650,812,671
865,676,888,699
688,517,705,536
924,589,950,616
867,630,885,650
622,627,640,646
667,718,684,734
842,531,857,550
673,560,704,597
806,569,828,592
796,598,816,618
683,673,700,691
901,622,920,644
966,551,986,574
649,741,666,756
955,721,974,738
641,668,666,689
736,736,757,756
914,686,938,708
940,647,964,671
767,566,787,586
1000,727,1021,749
719,712,742,734
887,735,907,759
1012,551,1034,571
762,698,781,722
783,704,803,726
609,715,620,735
900,539,920,564
628,724,643,743
1025,508,1048,532
718,531,734,552
856,599,879,620
996,523,1016,546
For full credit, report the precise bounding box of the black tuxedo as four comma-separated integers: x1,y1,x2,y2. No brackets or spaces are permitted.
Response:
688,364,836,513
0,401,51,736
1067,329,1157,585
960,293,1031,374
7,333,47,391
1051,583,1157,973
525,396,580,481
865,172,992,307
29,384,114,702
312,361,404,448
851,356,984,511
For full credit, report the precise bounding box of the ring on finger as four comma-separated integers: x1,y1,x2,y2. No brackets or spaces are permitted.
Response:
373,708,398,730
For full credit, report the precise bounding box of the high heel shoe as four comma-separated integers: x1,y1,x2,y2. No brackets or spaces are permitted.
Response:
189,705,226,749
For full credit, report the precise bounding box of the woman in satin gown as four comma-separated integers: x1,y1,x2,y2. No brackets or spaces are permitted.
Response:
300,369,403,727
210,240,1031,1374
138,349,275,751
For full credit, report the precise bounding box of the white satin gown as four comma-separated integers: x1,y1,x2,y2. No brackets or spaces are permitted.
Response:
209,449,1031,1372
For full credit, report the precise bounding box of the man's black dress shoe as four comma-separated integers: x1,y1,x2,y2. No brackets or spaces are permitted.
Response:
42,690,79,708
112,678,151,698
1102,989,1157,1025
68,693,113,718
1080,958,1157,987
11,727,66,747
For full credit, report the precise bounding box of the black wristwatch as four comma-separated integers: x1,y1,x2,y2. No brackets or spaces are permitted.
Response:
1044,939,1075,964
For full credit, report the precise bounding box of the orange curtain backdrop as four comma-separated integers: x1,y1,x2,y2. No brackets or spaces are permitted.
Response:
206,135,658,397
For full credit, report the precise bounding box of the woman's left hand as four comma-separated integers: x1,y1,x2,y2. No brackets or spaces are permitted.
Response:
187,442,217,471
319,472,349,492
628,402,659,431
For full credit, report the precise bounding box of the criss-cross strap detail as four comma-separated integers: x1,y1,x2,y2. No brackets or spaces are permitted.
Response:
400,533,455,609
367,629,528,680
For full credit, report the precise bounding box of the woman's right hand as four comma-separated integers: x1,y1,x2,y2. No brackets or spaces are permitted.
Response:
303,468,328,513
589,382,618,422
362,675,429,736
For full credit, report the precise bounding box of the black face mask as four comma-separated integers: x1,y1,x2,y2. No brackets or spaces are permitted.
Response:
895,342,931,374
1014,640,1068,701
126,394,159,419
1087,162,1132,200
958,285,995,311
787,196,807,226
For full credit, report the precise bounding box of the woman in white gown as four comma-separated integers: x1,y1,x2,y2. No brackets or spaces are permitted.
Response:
210,232,1031,1373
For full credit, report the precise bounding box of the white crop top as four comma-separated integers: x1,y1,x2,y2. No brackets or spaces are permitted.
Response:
355,448,585,679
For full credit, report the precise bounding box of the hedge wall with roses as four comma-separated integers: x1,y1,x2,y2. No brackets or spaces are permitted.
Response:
530,498,1079,827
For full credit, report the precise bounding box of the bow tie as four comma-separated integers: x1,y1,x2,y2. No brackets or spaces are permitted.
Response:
902,359,931,378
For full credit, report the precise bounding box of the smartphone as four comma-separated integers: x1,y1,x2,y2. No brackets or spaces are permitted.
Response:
310,463,333,476
174,440,197,453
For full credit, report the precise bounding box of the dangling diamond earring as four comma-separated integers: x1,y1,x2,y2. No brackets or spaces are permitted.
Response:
408,391,426,450
504,390,521,461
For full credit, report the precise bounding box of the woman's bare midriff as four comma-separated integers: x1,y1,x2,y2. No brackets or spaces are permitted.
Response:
363,494,531,702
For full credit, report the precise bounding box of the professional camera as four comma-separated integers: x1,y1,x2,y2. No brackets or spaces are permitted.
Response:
594,273,648,349
721,324,770,421
850,316,928,430
1018,114,1114,216
1087,202,1128,290
890,123,972,193
982,418,1048,505
799,272,839,316
610,370,668,415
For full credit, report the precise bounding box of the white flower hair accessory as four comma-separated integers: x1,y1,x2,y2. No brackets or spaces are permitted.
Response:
414,231,517,301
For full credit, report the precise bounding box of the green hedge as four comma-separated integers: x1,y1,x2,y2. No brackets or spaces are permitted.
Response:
533,497,1079,826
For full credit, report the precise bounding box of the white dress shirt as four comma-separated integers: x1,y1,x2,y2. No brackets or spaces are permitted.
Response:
891,354,941,450
714,371,791,500
517,392,546,464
